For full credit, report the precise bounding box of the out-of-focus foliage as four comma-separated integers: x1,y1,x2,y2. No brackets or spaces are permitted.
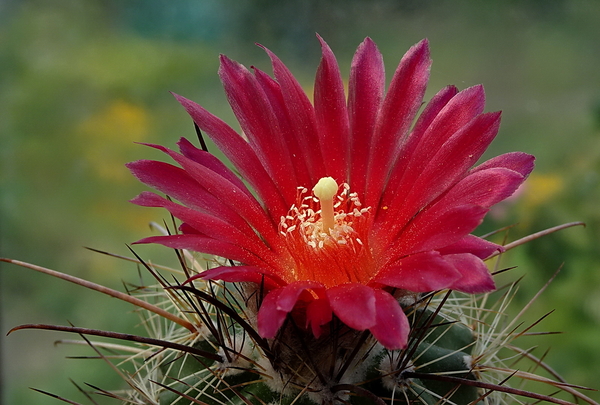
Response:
1,0,599,403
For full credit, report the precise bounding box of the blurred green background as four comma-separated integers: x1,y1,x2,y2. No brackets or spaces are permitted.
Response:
1,0,599,403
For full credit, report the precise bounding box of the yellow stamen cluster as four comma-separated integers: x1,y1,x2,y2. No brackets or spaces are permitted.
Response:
279,178,370,250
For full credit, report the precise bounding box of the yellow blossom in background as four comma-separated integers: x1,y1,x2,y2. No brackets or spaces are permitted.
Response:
77,100,159,235
522,172,564,208
78,100,150,182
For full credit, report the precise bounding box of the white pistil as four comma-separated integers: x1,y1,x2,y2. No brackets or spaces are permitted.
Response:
312,177,338,233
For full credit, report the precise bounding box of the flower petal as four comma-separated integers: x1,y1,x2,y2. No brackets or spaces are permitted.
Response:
438,167,525,209
306,298,333,338
276,281,325,312
438,235,502,259
405,111,502,209
373,251,461,292
348,37,385,197
472,151,535,178
219,56,297,205
253,67,313,189
134,234,265,267
196,265,284,290
257,288,287,338
379,85,459,217
383,111,501,245
376,87,493,243
314,34,350,182
396,204,489,256
127,159,251,232
370,290,410,350
444,253,496,293
260,44,325,183
177,137,253,198
393,85,487,196
327,283,376,330
365,39,431,207
146,143,283,250
173,93,288,219
131,191,280,268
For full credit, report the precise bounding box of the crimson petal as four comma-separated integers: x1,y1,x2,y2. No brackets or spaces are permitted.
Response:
260,44,325,183
276,281,325,312
306,298,333,338
365,39,431,207
131,191,279,267
445,253,496,293
327,283,376,330
134,235,265,267
348,37,385,198
396,204,489,256
314,34,350,182
437,167,525,210
127,159,251,232
253,67,313,188
373,251,461,292
380,85,459,214
370,290,410,350
219,56,297,206
197,266,284,290
472,151,535,177
257,289,287,338
177,137,253,198
438,235,502,259
173,93,288,219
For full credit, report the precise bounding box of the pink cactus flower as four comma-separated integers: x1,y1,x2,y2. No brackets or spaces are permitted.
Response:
128,36,534,350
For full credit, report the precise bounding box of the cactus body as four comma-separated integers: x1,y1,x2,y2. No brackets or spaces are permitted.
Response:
152,283,489,405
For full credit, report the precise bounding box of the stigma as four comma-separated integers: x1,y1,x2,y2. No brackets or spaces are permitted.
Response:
312,177,338,233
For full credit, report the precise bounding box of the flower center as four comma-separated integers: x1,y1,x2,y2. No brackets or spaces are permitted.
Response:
278,178,374,287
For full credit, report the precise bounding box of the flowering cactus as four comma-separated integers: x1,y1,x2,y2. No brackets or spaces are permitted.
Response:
128,36,533,351
3,36,596,405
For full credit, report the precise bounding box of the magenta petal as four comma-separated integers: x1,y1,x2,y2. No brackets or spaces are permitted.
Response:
348,37,385,198
173,93,288,219
131,192,278,266
379,90,497,243
435,167,525,212
127,160,251,232
306,298,333,338
198,266,284,290
445,253,496,293
134,234,264,267
218,56,296,205
253,67,313,189
177,138,252,198
365,39,431,207
380,85,459,213
260,44,325,183
374,251,461,292
398,204,489,255
147,143,283,249
403,111,502,210
327,283,376,330
370,290,410,350
314,34,350,182
395,85,487,189
438,235,502,259
472,151,535,178
257,289,287,338
276,281,325,312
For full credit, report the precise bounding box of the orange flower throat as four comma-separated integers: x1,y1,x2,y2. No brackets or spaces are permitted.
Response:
279,178,375,288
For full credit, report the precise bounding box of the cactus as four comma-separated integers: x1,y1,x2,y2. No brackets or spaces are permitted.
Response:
3,35,598,404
